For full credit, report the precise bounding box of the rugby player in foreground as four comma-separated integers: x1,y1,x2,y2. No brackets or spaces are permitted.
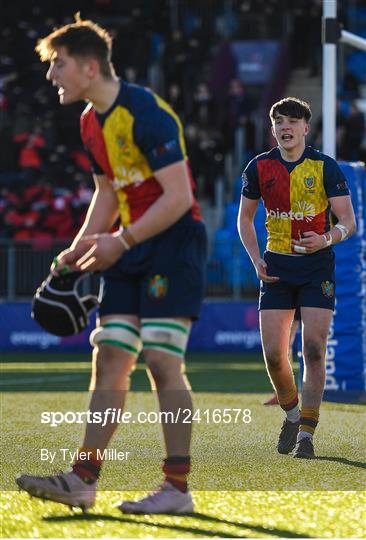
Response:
16,14,207,513
238,97,356,458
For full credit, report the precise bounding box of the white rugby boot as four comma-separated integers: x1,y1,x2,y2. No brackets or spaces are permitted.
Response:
119,481,194,514
16,471,96,511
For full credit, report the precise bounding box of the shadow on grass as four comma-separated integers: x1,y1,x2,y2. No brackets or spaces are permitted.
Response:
44,510,310,538
315,456,366,469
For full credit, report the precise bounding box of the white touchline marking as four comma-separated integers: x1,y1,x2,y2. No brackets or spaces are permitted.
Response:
0,374,86,385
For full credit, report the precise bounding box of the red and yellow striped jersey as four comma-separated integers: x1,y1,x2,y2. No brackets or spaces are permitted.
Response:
80,80,201,227
242,146,349,254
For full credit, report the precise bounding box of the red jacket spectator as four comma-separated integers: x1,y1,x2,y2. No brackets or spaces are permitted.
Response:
14,131,46,169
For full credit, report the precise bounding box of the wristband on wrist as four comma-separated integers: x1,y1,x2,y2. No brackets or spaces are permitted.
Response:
334,223,349,241
322,233,332,248
123,228,137,247
117,228,137,251
117,233,131,250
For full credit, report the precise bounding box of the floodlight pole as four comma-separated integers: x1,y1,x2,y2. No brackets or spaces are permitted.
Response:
322,0,337,158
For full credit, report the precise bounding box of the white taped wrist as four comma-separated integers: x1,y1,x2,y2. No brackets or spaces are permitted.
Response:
334,223,349,241
322,234,332,247
294,245,307,254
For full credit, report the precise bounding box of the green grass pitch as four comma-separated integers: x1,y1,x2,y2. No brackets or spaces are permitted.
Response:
0,353,365,538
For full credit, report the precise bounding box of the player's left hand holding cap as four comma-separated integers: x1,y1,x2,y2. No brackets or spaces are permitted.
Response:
51,256,71,275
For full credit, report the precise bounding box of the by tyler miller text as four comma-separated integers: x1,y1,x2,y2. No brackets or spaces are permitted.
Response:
40,448,131,464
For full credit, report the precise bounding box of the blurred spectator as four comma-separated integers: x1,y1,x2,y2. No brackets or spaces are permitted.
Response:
197,128,225,203
191,83,216,128
14,124,47,182
12,103,34,136
163,30,189,91
221,78,252,150
185,123,201,181
0,124,18,176
309,100,347,153
124,66,138,84
42,192,74,239
167,83,185,120
338,101,365,161
309,99,365,162
342,71,361,100
185,123,224,204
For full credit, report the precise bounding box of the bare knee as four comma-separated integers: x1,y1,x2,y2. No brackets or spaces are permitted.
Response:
303,339,325,365
145,350,182,388
265,350,286,371
91,345,137,389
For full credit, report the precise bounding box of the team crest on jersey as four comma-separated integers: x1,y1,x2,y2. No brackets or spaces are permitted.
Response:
148,274,168,299
117,136,125,148
117,137,131,157
321,281,334,298
304,176,316,189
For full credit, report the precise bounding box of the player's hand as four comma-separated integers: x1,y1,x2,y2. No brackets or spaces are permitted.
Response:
254,258,280,283
291,231,327,254
75,232,125,272
51,243,91,275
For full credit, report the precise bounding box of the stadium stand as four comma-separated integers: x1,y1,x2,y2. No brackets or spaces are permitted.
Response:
0,0,365,296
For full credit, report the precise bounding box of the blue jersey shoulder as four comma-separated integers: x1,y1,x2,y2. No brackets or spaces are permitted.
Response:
305,145,323,159
121,81,184,170
122,81,158,116
255,147,279,162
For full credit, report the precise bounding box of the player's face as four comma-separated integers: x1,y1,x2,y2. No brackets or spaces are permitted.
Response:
46,47,92,105
271,114,309,153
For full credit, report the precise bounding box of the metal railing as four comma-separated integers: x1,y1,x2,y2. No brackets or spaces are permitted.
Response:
0,240,257,301
0,240,69,300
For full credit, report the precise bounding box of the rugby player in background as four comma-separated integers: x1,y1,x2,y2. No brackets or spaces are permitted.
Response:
16,14,207,514
238,97,356,459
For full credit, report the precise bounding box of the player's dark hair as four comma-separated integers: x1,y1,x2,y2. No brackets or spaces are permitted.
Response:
35,13,114,78
270,97,312,123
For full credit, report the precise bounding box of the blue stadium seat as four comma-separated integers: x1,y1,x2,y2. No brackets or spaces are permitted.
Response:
223,203,240,232
346,51,366,82
213,198,268,290
206,257,226,287
213,228,234,259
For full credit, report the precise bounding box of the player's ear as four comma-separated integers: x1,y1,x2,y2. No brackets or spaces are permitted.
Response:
304,123,310,136
84,58,99,78
270,125,276,139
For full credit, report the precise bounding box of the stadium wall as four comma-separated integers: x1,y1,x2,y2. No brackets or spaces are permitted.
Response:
322,162,366,403
0,300,262,353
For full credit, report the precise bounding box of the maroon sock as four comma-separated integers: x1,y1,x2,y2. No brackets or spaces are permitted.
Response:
162,456,191,493
72,448,102,485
